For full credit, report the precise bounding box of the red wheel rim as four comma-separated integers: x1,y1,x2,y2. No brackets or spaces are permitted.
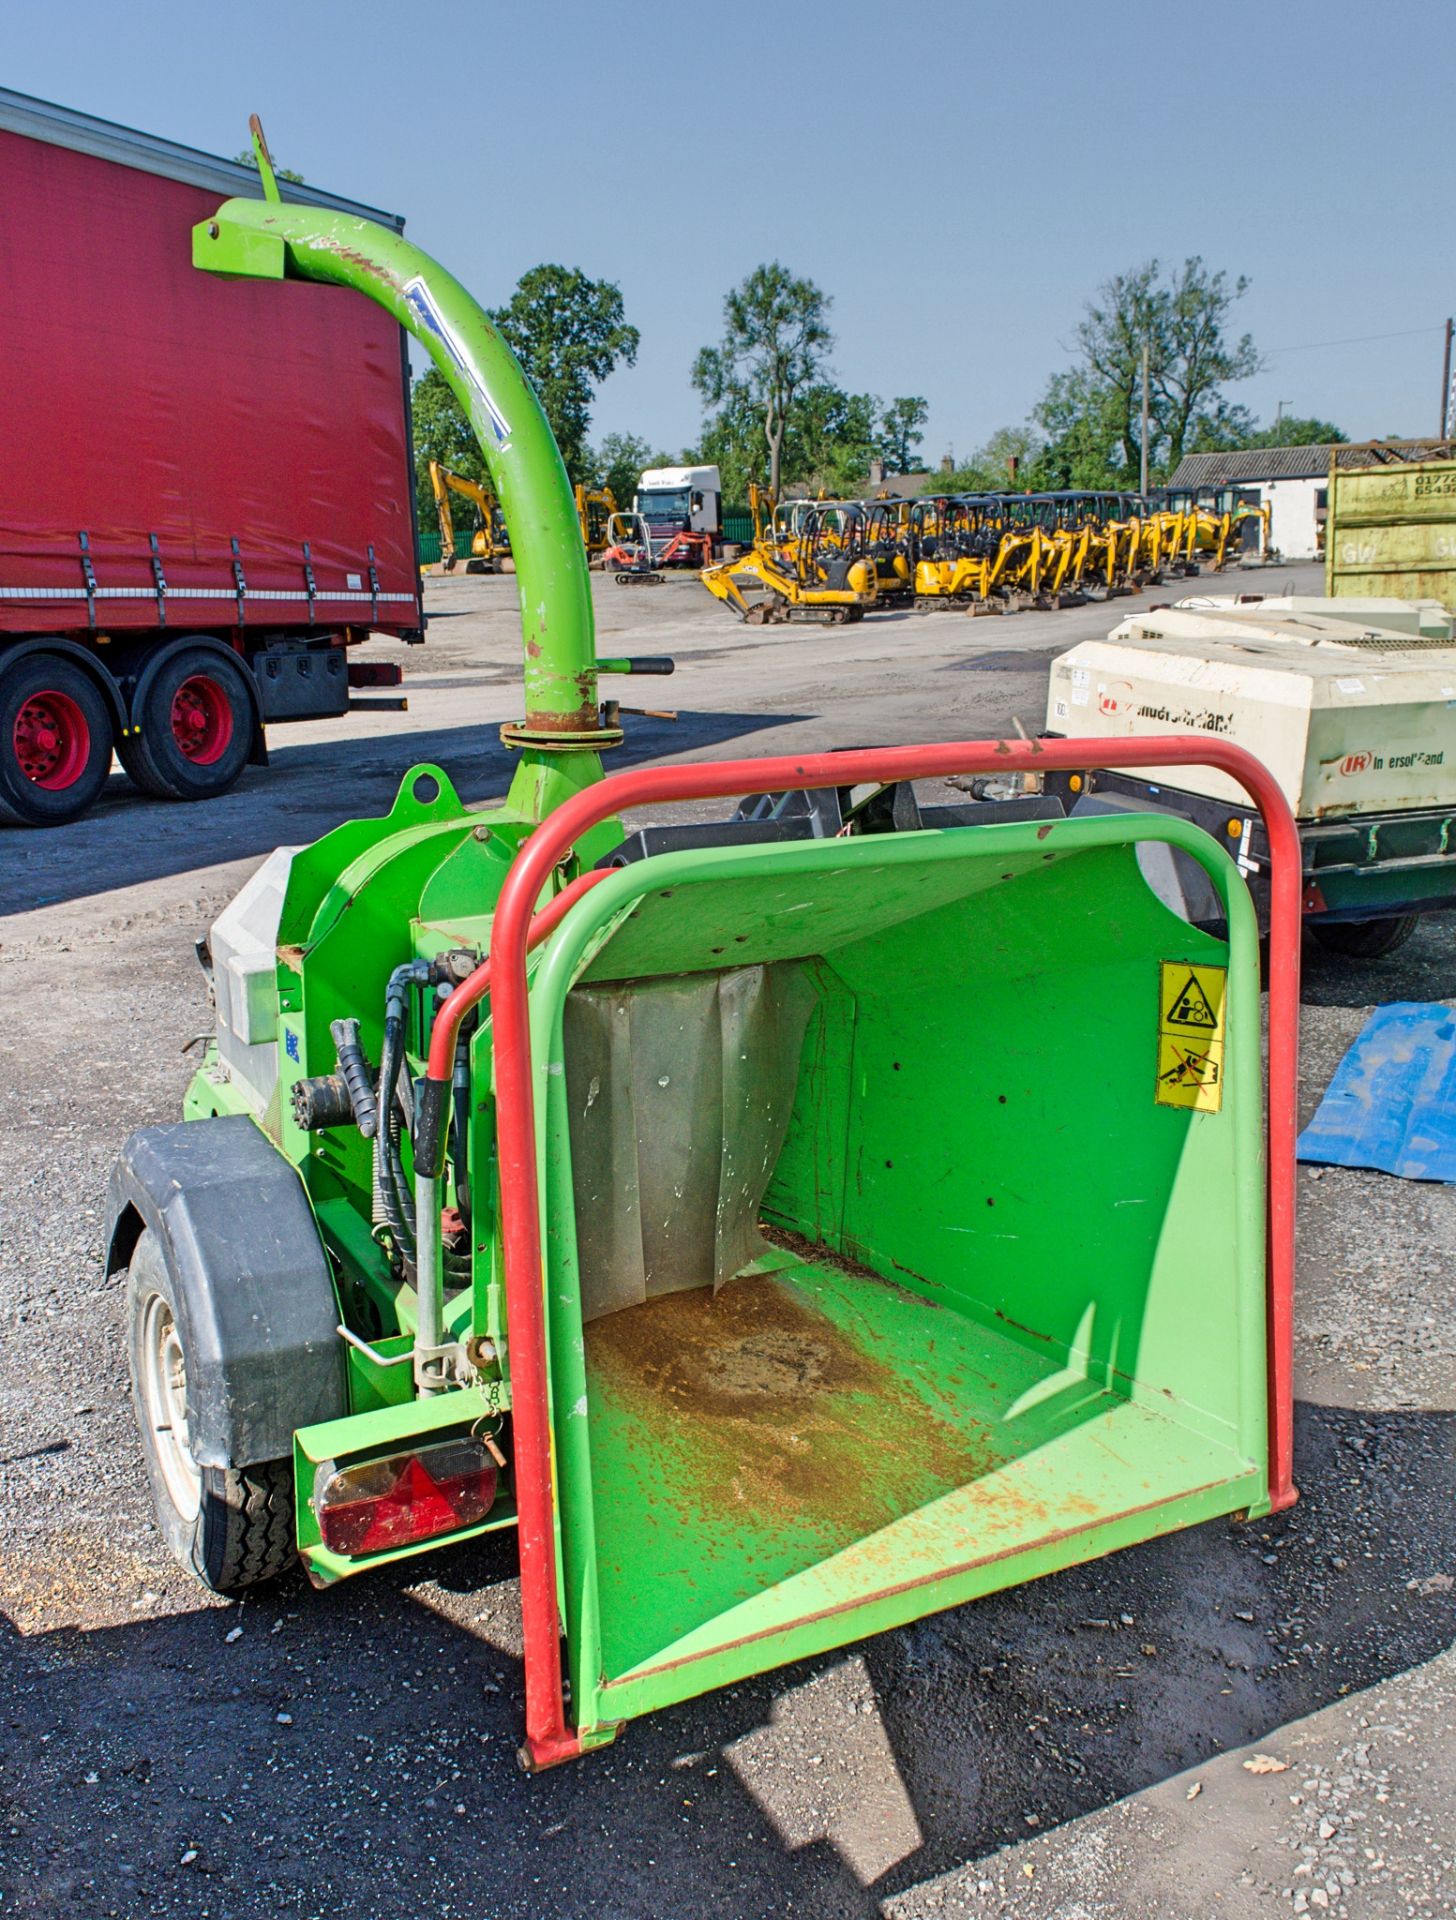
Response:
170,675,234,765
13,689,91,790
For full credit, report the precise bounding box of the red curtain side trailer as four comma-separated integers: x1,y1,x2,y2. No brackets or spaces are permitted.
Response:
0,88,424,825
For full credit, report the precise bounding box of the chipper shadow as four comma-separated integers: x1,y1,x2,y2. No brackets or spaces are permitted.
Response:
1,1404,1450,1918
0,709,808,914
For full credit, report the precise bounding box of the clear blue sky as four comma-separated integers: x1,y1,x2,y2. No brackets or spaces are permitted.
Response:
9,0,1453,463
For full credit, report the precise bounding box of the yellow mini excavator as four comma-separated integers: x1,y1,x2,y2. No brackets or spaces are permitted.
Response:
428,460,510,574
701,503,879,623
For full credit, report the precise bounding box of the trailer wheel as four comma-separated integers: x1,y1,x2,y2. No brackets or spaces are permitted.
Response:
124,646,253,801
1310,915,1420,960
126,1229,295,1592
0,655,115,826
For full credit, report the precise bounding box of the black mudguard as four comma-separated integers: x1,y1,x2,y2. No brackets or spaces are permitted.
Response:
105,1116,345,1468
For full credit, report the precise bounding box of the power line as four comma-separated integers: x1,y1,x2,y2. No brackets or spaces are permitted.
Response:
1264,324,1444,356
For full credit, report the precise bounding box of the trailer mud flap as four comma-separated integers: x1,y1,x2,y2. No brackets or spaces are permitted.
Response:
105,1116,344,1467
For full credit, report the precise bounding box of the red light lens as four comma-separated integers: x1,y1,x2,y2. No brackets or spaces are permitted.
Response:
315,1437,498,1556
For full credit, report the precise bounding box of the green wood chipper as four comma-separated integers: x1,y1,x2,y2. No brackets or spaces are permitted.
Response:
107,122,1301,1769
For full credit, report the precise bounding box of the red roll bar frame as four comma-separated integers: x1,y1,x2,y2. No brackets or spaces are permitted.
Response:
461,737,1300,1770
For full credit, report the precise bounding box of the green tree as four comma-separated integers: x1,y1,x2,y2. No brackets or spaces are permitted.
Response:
231,149,305,184
593,432,658,507
1240,414,1347,449
1157,258,1260,467
409,369,485,529
687,397,763,504
489,265,639,484
692,263,833,498
878,396,929,473
1035,257,1261,486
938,423,1050,493
1034,368,1134,486
786,386,881,496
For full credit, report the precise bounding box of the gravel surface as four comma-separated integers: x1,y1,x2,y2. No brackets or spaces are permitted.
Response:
1,564,1451,1918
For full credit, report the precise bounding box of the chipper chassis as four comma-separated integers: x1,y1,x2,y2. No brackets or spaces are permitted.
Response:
107,121,1302,1771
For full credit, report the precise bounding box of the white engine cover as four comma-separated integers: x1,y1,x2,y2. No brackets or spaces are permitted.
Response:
1046,602,1456,818
208,846,299,1116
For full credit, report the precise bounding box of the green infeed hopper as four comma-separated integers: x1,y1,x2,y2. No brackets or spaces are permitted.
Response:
107,118,1299,1772
490,761,1297,1756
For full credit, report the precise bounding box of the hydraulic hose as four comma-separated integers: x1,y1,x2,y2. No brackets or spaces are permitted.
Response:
412,869,614,1181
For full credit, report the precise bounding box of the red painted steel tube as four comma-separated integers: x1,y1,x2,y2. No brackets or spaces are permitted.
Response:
485,738,1301,1769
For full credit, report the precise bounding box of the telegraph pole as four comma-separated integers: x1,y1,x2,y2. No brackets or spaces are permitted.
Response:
1441,318,1453,440
1140,341,1150,496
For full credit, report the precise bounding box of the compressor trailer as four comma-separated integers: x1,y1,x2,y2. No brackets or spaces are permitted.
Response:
109,126,1299,1769
1043,595,1456,957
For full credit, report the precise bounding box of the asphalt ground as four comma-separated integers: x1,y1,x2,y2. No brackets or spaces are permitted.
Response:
1,562,1452,1919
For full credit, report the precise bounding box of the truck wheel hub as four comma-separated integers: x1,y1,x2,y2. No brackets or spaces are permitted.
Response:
170,675,233,765
13,690,89,788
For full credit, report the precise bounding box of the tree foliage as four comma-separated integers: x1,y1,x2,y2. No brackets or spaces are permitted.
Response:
936,424,1049,495
410,369,485,529
879,396,929,473
488,265,639,484
787,386,881,496
1239,414,1347,450
592,431,663,508
231,149,305,184
1030,257,1261,487
692,264,833,497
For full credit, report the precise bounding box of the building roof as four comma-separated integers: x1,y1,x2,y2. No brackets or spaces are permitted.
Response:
1168,440,1456,488
865,469,940,498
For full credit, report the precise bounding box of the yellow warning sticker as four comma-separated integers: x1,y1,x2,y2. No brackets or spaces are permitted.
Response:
1156,961,1227,1111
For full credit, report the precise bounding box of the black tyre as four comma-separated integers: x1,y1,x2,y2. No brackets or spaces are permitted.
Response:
0,654,114,826
124,644,254,801
126,1230,295,1592
1310,914,1420,960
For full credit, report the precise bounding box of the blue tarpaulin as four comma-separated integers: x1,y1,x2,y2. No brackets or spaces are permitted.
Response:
1297,1001,1456,1182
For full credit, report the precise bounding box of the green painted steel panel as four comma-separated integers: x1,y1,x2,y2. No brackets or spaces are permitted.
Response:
1326,459,1456,610
527,814,1267,1736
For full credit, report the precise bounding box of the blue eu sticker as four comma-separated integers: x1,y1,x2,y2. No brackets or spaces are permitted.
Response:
284,1028,300,1063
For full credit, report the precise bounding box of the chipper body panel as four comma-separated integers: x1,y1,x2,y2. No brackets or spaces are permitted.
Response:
531,818,1269,1731
107,134,1300,1769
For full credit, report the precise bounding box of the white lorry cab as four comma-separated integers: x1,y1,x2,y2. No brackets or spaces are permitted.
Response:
635,466,722,544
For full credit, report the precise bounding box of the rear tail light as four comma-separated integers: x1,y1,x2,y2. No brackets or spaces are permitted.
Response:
315,1436,498,1556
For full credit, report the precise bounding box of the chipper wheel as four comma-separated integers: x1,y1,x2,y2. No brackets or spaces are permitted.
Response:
126,1229,295,1591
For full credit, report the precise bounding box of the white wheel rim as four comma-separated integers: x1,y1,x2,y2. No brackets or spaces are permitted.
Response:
139,1291,201,1522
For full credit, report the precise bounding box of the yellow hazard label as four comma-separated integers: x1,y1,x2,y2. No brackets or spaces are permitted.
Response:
1156,961,1226,1111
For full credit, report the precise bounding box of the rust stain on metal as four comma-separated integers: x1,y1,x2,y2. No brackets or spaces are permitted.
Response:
1036,823,1054,840
524,706,603,732
309,237,399,288
585,1269,1000,1552
602,1475,1239,1692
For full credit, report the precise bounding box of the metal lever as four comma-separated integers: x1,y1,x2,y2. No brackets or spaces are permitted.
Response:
595,656,675,676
